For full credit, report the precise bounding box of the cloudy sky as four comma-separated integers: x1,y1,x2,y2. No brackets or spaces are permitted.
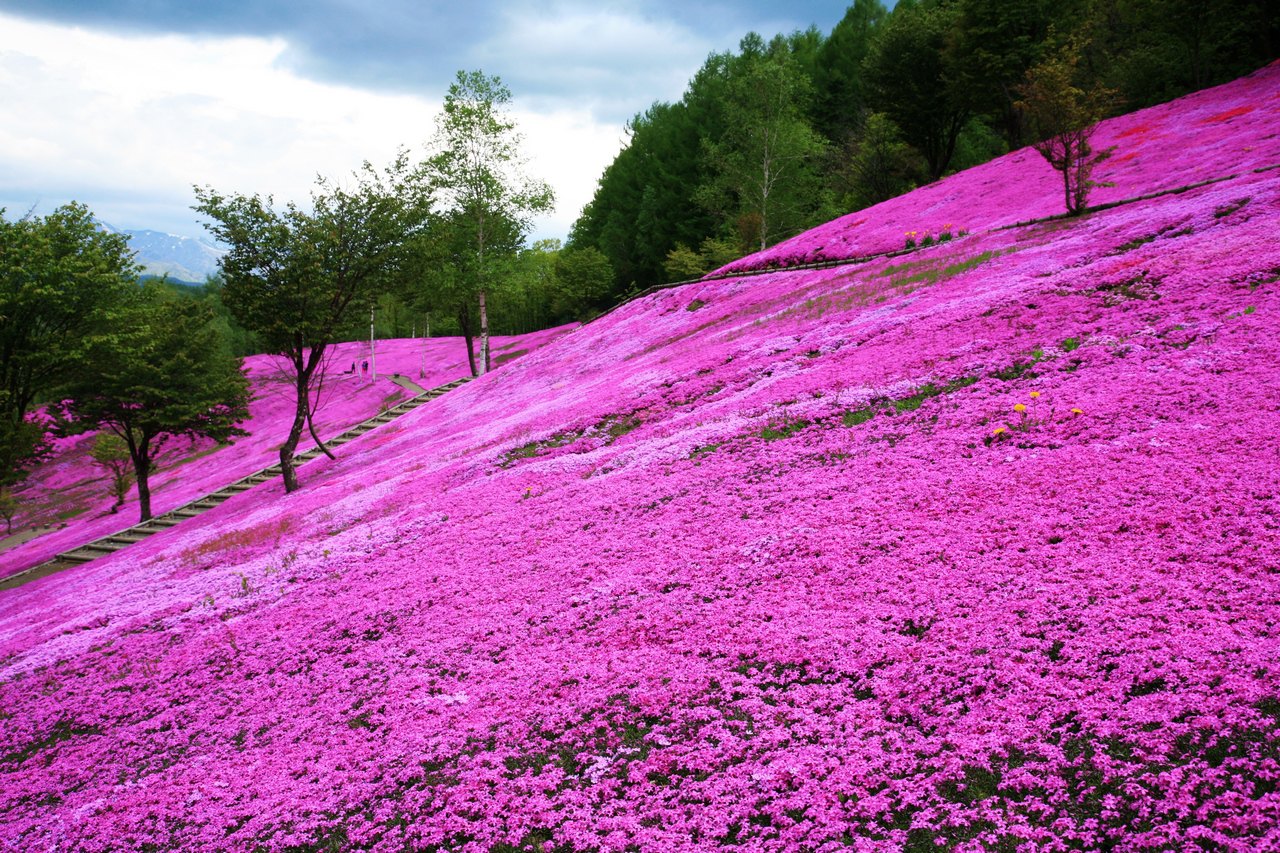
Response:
0,1,852,244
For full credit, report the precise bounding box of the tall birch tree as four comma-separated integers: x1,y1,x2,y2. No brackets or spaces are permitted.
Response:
425,70,553,376
698,36,829,252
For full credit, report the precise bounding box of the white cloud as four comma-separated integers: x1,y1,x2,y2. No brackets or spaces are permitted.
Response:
475,4,711,112
0,12,624,241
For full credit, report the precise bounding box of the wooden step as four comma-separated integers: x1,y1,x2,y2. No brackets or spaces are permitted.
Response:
8,374,486,585
79,541,122,554
104,532,153,545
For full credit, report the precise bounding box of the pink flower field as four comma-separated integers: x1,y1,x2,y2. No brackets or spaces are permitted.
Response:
0,327,572,577
1,66,1278,852
717,59,1280,275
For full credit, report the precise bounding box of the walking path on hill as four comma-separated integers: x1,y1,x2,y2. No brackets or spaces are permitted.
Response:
0,376,472,591
388,373,428,394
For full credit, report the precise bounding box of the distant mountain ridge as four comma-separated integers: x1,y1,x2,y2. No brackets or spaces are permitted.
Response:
97,221,225,284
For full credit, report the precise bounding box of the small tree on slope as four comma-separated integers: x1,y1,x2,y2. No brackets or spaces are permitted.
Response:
60,287,250,522
89,432,134,514
1017,40,1118,215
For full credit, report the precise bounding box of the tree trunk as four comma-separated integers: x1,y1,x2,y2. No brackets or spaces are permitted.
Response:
478,290,490,375
459,307,478,377
279,372,309,493
134,452,152,522
1063,156,1074,214
123,430,154,522
1,486,13,535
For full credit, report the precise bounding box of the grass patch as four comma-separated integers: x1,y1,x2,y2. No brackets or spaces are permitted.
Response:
1214,197,1250,218
1113,234,1158,253
992,349,1045,381
2,718,103,767
686,299,707,312
1097,271,1161,304
760,419,811,441
880,250,1002,294
595,414,643,442
501,430,583,467
843,407,877,427
841,375,978,428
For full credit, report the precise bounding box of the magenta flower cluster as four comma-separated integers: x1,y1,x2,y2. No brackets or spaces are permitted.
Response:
716,59,1280,276
1,67,1278,851
0,329,571,578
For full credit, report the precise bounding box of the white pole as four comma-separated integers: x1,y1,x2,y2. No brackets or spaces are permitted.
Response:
369,306,376,380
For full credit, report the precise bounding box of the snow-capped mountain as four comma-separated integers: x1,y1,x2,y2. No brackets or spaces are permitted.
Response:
98,221,226,284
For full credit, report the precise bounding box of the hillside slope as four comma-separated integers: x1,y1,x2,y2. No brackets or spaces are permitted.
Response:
1,66,1278,851
0,328,571,577
719,58,1278,274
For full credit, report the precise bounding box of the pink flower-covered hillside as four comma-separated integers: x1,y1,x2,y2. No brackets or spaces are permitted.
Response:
717,59,1280,275
0,326,572,578
1,74,1279,851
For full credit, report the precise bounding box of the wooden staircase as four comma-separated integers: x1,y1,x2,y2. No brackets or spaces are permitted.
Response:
1,376,472,585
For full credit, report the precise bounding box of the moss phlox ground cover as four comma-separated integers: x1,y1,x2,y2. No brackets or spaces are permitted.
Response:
0,329,571,577
717,59,1280,276
1,69,1278,851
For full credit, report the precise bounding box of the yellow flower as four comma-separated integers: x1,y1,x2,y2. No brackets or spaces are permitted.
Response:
992,426,1006,435
1071,407,1083,415
1029,391,1040,399
1014,403,1027,412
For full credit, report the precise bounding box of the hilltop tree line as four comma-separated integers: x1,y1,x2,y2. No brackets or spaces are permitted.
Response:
567,0,1278,299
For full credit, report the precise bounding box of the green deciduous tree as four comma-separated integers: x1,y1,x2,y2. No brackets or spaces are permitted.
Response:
194,155,432,492
569,99,715,295
0,202,138,527
835,112,925,211
0,404,50,533
89,432,134,514
60,287,251,521
552,247,613,321
952,0,1064,149
1017,40,1117,214
425,70,553,376
1085,0,1278,110
813,0,889,140
864,2,973,180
